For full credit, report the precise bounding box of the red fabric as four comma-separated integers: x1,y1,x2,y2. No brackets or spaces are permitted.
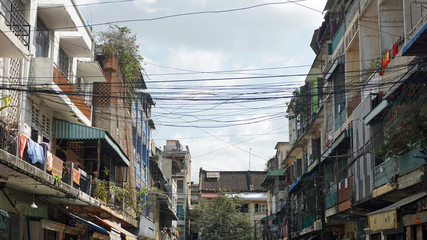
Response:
46,151,53,171
380,51,391,76
19,134,28,159
73,168,81,185
392,42,398,58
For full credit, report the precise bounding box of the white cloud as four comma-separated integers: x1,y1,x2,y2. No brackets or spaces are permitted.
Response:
81,0,327,182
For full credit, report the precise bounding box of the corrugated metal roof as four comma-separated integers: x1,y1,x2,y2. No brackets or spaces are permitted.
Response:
53,119,105,140
52,119,129,166
367,192,427,216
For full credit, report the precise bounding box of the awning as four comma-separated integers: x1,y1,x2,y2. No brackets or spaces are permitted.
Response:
153,192,178,221
77,61,108,82
402,22,427,56
226,192,267,201
368,192,427,216
267,168,286,177
289,171,314,193
95,216,137,240
53,119,130,166
368,192,427,231
289,176,302,193
159,201,179,221
261,215,275,222
69,213,107,233
261,168,286,187
149,157,167,185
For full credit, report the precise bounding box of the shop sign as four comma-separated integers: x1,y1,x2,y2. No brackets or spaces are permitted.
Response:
368,210,397,231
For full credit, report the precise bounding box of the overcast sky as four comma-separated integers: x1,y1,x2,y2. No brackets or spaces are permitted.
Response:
78,0,327,182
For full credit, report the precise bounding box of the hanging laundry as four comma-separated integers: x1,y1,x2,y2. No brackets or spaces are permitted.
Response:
27,139,45,164
52,155,63,179
46,151,53,172
392,42,398,58
0,96,11,111
73,168,81,185
19,134,28,159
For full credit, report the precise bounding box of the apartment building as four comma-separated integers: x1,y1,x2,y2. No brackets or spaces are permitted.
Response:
264,0,427,240
0,0,157,239
161,140,191,240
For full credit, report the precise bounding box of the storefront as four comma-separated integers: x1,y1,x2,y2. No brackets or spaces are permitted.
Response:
367,192,426,240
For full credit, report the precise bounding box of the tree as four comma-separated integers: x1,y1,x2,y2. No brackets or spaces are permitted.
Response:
96,25,144,105
191,191,253,240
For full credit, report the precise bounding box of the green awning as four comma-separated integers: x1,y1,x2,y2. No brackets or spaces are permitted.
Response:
261,168,285,187
53,119,130,166
267,168,285,177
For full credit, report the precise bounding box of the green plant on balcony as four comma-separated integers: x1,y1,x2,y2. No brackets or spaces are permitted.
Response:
375,82,427,159
368,58,382,76
91,179,150,219
287,85,311,127
97,25,144,106
53,174,61,184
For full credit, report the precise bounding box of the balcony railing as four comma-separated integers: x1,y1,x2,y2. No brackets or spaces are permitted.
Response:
19,138,92,195
398,147,425,176
374,158,398,188
325,190,338,209
53,64,91,120
0,0,30,48
338,175,353,203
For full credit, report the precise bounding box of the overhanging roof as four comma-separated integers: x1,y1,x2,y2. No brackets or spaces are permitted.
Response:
267,168,285,177
367,192,427,216
37,4,77,31
69,213,107,233
77,61,108,82
95,216,137,240
226,192,267,201
60,36,92,58
261,168,285,187
52,119,130,166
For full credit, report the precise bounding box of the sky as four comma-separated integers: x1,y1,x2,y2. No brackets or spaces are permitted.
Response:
78,0,328,182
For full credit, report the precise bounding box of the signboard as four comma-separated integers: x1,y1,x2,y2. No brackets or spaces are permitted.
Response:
368,210,397,231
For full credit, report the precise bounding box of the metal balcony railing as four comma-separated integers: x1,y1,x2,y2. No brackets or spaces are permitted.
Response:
0,0,30,48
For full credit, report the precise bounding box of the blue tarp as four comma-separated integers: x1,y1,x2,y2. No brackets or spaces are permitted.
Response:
69,213,107,233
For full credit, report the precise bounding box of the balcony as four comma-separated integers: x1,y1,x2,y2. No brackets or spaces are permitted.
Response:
0,0,30,57
53,64,92,121
398,147,425,176
29,58,92,125
402,1,427,56
325,190,338,209
374,157,398,189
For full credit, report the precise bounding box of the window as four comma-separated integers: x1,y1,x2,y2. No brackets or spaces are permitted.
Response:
255,203,267,213
31,106,50,142
240,204,249,213
34,16,49,57
177,180,183,193
333,64,346,116
58,47,69,75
